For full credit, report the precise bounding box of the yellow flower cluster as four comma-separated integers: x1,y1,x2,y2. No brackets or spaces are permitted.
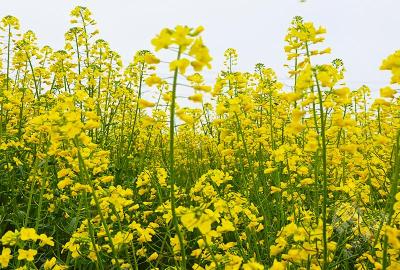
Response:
0,228,55,268
0,7,400,270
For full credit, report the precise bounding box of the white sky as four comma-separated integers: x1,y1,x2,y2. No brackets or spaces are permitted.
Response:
1,0,399,94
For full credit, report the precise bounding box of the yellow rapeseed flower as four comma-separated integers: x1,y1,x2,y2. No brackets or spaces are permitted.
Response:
17,249,37,262
0,248,12,268
20,228,39,241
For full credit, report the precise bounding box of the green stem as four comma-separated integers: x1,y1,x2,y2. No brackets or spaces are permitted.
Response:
169,46,186,268
313,69,329,270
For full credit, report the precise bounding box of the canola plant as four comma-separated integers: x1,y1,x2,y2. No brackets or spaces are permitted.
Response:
0,7,400,270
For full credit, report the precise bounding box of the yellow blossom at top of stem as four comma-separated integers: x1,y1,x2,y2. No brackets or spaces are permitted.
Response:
285,16,326,50
172,25,193,48
151,25,212,76
151,25,205,51
1,15,20,30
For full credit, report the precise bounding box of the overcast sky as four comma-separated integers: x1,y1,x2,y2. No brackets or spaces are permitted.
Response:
1,0,399,94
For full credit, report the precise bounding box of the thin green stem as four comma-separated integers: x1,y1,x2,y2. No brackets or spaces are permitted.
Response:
169,46,186,269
